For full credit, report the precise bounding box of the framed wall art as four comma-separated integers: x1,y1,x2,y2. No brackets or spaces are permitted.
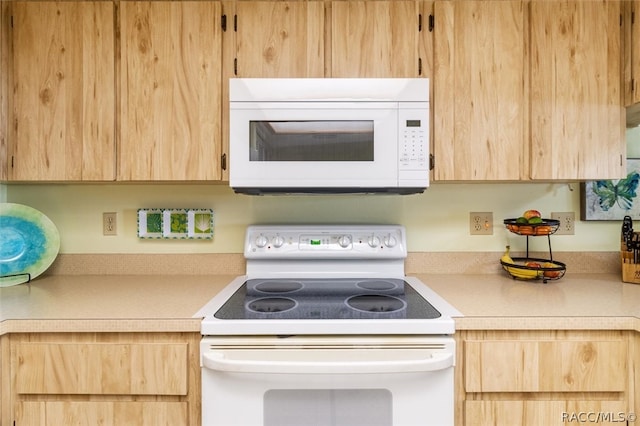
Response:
581,159,640,221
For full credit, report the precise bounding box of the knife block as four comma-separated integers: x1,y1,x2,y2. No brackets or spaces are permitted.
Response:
621,240,640,284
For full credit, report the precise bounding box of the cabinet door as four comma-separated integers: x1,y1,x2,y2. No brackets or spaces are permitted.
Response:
626,1,640,125
17,401,188,426
433,1,527,180
119,1,222,181
234,1,324,77
331,1,421,77
10,1,115,181
530,0,625,180
1,2,10,182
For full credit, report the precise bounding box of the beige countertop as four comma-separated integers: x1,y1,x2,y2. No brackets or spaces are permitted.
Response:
1,270,640,335
0,274,235,334
420,273,640,331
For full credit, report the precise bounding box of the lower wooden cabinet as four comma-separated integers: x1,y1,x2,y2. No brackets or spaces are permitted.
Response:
3,332,201,426
457,330,633,426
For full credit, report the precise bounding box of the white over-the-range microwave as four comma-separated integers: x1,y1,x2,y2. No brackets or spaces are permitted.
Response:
229,78,430,195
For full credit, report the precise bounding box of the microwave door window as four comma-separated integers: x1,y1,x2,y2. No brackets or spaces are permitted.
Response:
249,121,374,162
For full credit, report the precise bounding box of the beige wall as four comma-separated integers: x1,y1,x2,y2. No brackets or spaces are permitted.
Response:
6,129,640,255
5,181,615,254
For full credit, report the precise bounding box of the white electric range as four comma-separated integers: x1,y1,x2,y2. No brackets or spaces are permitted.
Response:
197,224,462,426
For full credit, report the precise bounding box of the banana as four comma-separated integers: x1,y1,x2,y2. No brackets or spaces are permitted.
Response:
506,266,540,279
500,245,540,279
501,245,514,264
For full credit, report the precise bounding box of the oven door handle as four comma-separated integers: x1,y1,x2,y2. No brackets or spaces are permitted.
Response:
202,351,454,374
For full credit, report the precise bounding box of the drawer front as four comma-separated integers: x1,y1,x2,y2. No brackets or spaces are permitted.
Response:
464,340,626,392
465,400,627,426
17,401,188,426
16,343,188,395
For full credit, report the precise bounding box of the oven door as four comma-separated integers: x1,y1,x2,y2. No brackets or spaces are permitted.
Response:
229,102,402,191
201,336,455,426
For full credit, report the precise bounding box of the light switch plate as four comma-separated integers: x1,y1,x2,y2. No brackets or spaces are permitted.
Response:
470,212,493,235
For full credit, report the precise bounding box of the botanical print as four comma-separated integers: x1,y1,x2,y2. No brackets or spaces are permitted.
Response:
146,213,162,233
170,212,188,233
194,213,212,234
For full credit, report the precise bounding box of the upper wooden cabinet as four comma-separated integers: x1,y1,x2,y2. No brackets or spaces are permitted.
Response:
119,1,222,181
233,1,325,77
330,1,423,78
433,1,527,181
0,3,9,182
625,0,640,125
9,1,116,181
530,0,625,180
433,0,625,182
231,1,424,78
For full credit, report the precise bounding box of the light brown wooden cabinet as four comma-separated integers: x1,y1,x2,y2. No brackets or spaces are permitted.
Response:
330,1,424,78
530,0,625,181
625,0,640,125
433,0,626,182
433,0,527,181
0,2,10,182
119,1,223,181
457,330,631,426
232,1,325,78
7,1,116,181
3,332,201,426
1,0,630,183
229,1,425,79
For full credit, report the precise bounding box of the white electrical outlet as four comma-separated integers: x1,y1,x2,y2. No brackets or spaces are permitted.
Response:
550,212,575,235
103,212,117,236
470,212,493,235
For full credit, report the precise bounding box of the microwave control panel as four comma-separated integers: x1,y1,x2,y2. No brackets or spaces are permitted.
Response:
398,104,429,172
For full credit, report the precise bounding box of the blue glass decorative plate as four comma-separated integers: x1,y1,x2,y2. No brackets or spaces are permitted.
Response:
0,203,60,287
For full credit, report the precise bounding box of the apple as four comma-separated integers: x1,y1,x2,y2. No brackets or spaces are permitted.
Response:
523,209,542,220
543,262,561,278
525,262,541,268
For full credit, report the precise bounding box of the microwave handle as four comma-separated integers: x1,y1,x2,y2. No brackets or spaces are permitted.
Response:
202,351,453,375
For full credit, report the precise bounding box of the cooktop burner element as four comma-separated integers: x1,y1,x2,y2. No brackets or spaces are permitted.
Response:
198,225,462,335
347,294,406,313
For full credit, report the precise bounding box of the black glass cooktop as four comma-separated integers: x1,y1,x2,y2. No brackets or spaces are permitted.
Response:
214,278,442,320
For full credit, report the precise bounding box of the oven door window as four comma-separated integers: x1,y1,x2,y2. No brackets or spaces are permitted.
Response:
249,121,374,162
264,389,391,426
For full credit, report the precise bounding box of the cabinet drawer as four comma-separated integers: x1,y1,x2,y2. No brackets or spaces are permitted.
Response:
464,340,626,392
16,343,188,395
17,401,188,426
465,400,627,426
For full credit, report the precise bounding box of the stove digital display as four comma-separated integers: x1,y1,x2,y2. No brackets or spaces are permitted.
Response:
214,278,442,320
310,239,321,245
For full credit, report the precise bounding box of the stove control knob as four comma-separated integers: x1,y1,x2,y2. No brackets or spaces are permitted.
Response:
384,234,397,248
272,235,285,248
368,235,381,248
255,235,268,248
337,235,352,248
